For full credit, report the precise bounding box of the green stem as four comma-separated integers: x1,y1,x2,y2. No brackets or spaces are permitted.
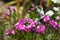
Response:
16,0,20,19
0,29,4,40
0,24,4,40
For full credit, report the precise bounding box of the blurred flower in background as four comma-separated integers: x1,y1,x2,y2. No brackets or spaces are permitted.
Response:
6,29,15,35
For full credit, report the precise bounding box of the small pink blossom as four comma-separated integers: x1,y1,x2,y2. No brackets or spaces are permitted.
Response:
27,10,32,13
49,20,58,30
7,6,16,11
6,29,15,35
36,24,46,34
31,7,35,11
43,15,50,22
11,30,15,35
2,15,5,19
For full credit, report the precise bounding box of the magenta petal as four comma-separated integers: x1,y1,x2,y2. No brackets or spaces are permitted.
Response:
36,24,46,34
11,30,15,35
43,15,50,22
49,20,58,30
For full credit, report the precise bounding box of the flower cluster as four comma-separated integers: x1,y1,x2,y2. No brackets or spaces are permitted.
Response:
6,15,58,35
43,15,58,30
1,6,16,19
49,20,58,30
14,18,46,34
5,15,58,35
14,18,36,32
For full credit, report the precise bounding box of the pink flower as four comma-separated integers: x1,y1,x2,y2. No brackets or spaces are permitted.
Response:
7,6,16,11
49,20,58,30
14,19,26,31
43,15,50,22
27,7,35,13
31,7,35,11
14,18,36,32
36,24,46,34
27,10,32,13
15,24,26,31
6,29,15,35
11,30,15,35
2,15,5,19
